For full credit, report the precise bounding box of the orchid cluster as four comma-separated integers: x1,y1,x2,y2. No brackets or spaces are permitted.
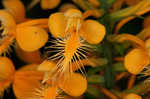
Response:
0,0,150,99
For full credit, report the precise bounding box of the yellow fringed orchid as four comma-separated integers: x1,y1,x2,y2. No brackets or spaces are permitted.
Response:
0,10,49,54
13,63,87,99
114,34,150,74
38,61,87,97
44,9,105,84
36,57,106,98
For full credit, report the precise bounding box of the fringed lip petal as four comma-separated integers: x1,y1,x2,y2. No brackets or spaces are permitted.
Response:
48,12,67,38
125,48,150,74
80,20,106,44
58,73,87,97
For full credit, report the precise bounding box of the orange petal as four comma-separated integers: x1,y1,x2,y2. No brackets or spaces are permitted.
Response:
16,26,48,52
48,12,67,38
41,0,61,10
125,48,150,74
59,73,87,97
2,0,26,23
80,20,106,44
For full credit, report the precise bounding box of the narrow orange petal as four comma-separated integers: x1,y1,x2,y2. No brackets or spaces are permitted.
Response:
113,34,145,48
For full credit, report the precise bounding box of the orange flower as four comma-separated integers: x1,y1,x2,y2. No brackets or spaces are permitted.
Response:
12,63,87,99
113,34,150,74
38,61,87,98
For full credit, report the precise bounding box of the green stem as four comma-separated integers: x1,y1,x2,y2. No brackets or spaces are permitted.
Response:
102,40,115,89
